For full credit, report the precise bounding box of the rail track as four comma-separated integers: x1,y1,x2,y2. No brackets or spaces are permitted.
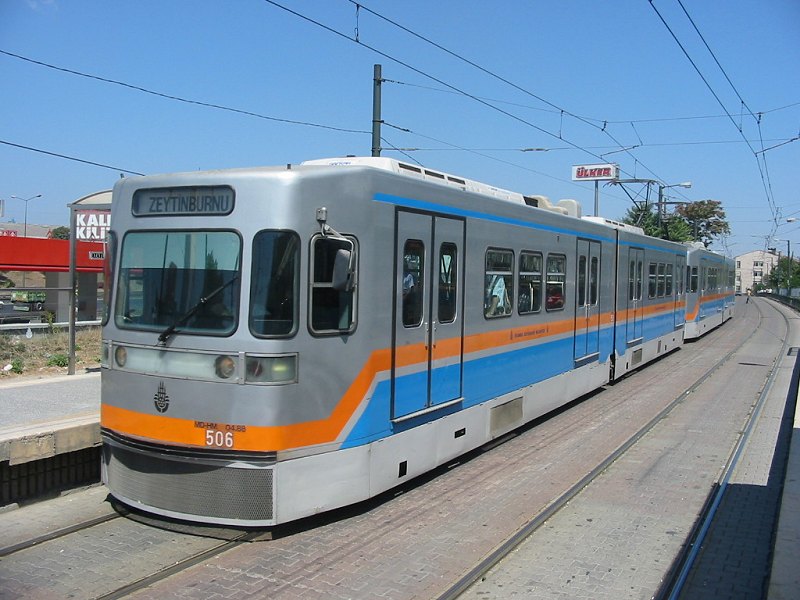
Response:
448,296,793,599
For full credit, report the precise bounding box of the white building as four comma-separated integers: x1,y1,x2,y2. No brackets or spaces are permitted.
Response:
735,249,779,293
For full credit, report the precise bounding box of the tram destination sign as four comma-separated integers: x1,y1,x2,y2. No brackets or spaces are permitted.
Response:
132,186,235,217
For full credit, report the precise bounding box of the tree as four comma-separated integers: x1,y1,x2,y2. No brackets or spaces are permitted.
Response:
621,203,659,237
675,200,730,248
766,256,800,291
620,204,692,243
49,226,70,240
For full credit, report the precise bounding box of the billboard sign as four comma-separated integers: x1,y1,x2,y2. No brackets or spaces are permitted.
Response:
76,210,111,241
571,163,619,182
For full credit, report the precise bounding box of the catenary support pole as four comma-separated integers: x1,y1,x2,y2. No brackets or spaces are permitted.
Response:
372,64,382,157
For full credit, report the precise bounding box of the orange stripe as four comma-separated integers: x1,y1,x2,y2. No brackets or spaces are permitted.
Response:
104,303,691,453
685,302,700,322
685,292,730,321
102,347,392,452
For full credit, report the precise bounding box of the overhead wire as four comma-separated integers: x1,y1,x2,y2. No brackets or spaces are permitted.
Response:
383,121,580,187
0,139,145,175
385,77,797,127
263,0,682,188
646,0,780,228
0,49,369,135
2,3,790,230
340,0,673,185
675,0,760,123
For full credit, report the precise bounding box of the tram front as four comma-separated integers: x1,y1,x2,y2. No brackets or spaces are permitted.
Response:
100,169,359,526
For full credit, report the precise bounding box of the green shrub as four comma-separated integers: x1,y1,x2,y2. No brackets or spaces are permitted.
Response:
11,358,24,374
47,354,69,367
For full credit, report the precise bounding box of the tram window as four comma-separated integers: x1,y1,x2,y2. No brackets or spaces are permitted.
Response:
648,263,657,298
589,256,599,305
636,260,643,300
114,231,241,335
250,231,299,337
628,260,635,301
518,251,542,314
657,263,666,297
310,234,357,334
485,248,513,318
690,267,699,293
709,267,718,291
577,256,587,307
666,263,674,296
438,243,457,324
101,231,117,326
403,240,424,327
546,254,566,311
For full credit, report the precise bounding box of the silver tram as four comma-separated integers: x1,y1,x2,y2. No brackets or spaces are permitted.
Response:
100,157,721,526
684,243,736,339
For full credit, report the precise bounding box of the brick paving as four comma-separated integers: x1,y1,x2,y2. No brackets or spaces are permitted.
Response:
0,507,224,600
461,298,795,600
677,303,800,599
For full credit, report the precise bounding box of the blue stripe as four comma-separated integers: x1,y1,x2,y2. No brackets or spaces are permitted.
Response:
373,192,614,244
341,308,679,448
375,191,686,256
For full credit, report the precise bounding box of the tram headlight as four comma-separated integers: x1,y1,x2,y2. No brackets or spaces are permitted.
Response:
245,354,297,384
114,345,127,368
214,355,237,379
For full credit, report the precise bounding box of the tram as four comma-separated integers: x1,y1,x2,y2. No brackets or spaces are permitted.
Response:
684,244,736,339
101,157,703,526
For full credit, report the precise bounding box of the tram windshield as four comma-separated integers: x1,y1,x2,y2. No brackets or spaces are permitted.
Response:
114,231,241,336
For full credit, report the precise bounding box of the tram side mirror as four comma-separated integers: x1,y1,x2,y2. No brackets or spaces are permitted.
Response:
332,247,356,292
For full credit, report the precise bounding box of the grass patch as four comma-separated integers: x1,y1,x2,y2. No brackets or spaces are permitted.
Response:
1,327,101,378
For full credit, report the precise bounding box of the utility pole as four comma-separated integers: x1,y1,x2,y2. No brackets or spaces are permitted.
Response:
371,64,382,157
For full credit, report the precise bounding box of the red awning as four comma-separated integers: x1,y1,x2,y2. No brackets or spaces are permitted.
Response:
0,237,105,272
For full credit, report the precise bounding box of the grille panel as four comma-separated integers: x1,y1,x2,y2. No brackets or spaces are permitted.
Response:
103,443,274,522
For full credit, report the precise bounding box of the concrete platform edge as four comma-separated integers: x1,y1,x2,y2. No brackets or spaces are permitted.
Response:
0,413,100,465
768,389,800,599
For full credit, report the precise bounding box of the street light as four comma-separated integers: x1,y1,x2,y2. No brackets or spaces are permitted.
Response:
10,194,42,237
611,178,692,222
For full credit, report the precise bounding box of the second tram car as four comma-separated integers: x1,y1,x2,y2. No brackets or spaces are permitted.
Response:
100,157,726,526
684,243,736,339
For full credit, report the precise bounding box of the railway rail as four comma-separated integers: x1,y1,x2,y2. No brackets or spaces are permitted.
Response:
0,296,793,599
440,299,779,599
454,296,794,599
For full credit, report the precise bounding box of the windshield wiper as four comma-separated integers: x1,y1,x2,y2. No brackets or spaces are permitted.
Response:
157,276,238,344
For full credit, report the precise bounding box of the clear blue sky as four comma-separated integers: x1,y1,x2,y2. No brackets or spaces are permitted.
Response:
1,0,798,256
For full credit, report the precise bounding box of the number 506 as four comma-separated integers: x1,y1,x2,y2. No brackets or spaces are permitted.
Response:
205,430,234,448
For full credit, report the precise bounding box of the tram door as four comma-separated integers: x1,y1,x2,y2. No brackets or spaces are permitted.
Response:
627,248,645,345
674,254,686,329
574,239,601,364
393,211,464,420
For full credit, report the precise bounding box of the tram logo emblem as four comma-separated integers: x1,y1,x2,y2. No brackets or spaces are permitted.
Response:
153,381,170,413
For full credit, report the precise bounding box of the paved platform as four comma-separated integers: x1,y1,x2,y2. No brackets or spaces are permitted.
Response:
0,371,100,466
768,360,800,599
0,300,797,598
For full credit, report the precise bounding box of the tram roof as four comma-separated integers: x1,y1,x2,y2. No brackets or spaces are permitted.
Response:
301,156,582,218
